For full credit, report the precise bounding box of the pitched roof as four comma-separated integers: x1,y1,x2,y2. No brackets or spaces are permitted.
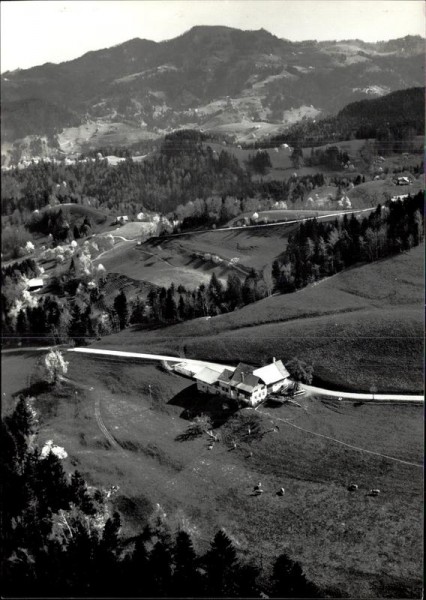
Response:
235,379,261,393
217,369,234,383
27,278,44,288
253,360,290,385
194,367,220,385
230,363,255,382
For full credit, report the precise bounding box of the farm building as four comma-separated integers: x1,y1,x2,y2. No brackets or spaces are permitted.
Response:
253,359,291,394
26,278,44,292
396,177,410,185
194,359,291,407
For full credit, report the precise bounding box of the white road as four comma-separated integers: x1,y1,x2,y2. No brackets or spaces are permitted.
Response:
91,207,377,264
300,383,424,403
160,207,376,238
68,348,423,402
67,347,234,372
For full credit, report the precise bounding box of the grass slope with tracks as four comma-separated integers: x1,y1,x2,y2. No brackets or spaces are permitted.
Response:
1,349,422,598
93,243,424,393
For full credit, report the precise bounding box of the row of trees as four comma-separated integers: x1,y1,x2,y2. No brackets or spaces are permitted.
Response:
173,171,365,232
2,393,321,597
126,270,271,327
2,268,269,344
272,193,424,293
1,254,121,345
27,208,95,242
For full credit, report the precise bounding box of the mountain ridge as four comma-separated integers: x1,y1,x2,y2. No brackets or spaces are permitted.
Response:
3,28,423,75
1,26,424,158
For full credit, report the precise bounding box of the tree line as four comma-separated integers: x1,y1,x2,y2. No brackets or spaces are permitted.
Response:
272,193,424,293
1,130,251,219
1,394,321,598
266,87,424,149
126,269,271,328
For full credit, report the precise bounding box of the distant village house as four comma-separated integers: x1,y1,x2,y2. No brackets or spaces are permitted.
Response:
27,278,44,292
396,177,410,186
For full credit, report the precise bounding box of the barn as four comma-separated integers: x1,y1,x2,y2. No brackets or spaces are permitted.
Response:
27,278,44,292
194,366,225,395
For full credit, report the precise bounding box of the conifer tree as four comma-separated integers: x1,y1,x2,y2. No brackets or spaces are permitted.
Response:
114,290,129,330
203,529,239,597
172,530,200,597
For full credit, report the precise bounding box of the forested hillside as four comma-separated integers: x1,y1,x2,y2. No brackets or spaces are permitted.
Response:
267,87,424,148
1,27,424,156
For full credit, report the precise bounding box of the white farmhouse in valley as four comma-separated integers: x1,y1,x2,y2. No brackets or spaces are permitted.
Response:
253,359,291,394
193,359,291,407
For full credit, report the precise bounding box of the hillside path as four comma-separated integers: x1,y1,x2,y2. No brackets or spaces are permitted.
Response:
67,348,423,402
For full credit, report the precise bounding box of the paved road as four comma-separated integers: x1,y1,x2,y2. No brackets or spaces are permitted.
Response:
157,207,376,239
90,207,377,264
68,347,234,372
68,348,423,402
301,383,424,402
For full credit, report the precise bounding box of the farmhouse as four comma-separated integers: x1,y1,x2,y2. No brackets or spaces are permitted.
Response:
253,359,291,393
26,278,44,292
194,359,291,407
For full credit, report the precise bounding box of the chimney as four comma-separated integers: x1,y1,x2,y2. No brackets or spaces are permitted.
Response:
241,372,245,382
273,357,276,363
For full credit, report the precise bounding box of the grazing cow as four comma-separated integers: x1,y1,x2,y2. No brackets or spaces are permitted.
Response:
254,482,262,491
278,487,285,496
370,489,380,496
348,483,358,492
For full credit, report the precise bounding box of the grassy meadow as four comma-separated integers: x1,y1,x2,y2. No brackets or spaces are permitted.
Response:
94,244,424,392
1,349,422,598
97,221,299,287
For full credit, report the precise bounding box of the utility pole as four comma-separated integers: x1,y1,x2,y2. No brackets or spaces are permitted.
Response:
148,384,153,409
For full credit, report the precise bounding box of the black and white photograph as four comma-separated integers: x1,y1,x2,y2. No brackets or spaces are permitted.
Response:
1,1,424,598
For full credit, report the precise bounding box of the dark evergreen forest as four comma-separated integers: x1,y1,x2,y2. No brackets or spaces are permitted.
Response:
1,395,321,598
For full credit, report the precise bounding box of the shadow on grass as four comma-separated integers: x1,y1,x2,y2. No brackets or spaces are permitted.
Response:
175,428,204,442
12,380,51,398
168,384,239,427
263,398,287,409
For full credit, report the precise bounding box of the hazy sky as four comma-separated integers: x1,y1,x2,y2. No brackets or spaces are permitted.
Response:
1,1,424,73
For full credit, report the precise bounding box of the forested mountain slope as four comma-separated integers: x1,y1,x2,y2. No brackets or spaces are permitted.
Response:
2,27,424,154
